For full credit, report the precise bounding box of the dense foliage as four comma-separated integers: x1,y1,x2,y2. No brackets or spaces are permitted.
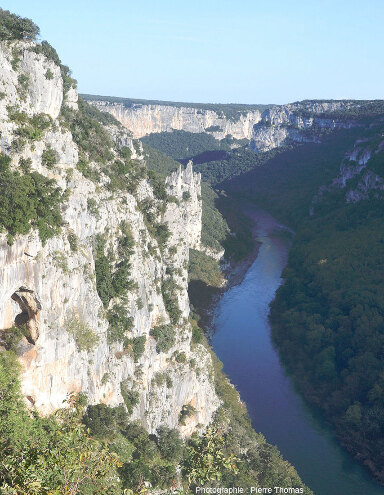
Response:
225,128,363,226
0,352,121,494
142,130,231,161
270,198,384,475
149,324,176,353
0,153,63,244
61,99,115,163
0,8,39,41
225,120,384,477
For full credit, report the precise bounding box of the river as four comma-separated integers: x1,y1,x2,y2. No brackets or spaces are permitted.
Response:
211,208,384,495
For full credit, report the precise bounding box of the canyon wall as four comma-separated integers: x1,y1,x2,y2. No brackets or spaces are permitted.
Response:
87,97,361,152
0,40,219,435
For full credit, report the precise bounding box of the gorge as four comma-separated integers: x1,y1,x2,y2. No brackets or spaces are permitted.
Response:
1,6,384,494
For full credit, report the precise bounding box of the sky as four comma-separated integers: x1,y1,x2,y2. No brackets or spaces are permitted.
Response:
2,0,384,104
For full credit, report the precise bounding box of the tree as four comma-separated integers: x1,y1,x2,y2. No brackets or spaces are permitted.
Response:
183,428,238,487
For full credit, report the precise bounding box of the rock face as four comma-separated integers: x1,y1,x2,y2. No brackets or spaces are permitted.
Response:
311,135,384,212
88,100,262,141
250,101,357,152
87,97,362,152
0,40,219,436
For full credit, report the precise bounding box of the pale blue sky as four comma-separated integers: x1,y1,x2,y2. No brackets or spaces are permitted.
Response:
2,0,384,104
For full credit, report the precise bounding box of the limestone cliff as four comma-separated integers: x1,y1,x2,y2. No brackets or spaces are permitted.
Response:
311,132,384,212
86,96,363,152
85,99,262,141
0,39,219,435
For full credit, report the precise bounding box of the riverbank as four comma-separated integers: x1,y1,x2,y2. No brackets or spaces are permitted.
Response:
196,204,263,339
211,208,384,495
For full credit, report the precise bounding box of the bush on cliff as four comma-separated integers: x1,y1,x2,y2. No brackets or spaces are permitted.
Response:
0,8,39,41
0,153,63,244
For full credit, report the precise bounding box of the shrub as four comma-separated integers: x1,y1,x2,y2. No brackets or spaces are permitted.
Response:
107,304,133,343
66,314,99,352
174,351,187,363
156,426,184,462
183,427,238,484
17,74,29,99
191,322,204,345
94,235,114,307
45,68,54,80
131,335,146,361
76,156,99,182
0,155,63,243
67,230,78,252
8,108,52,141
83,404,128,437
0,359,122,494
61,99,114,163
0,8,39,41
120,381,139,414
42,145,59,167
87,197,99,216
161,279,182,324
150,324,176,353
178,403,196,425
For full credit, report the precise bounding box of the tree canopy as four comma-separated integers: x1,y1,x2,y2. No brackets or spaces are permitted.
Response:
0,8,39,41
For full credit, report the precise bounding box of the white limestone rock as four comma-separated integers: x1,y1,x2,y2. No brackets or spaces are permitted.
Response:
0,40,219,436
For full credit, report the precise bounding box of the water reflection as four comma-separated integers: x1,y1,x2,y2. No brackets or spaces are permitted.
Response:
212,208,384,495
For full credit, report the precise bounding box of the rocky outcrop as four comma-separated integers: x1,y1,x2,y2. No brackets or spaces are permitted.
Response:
0,40,219,436
87,100,262,141
250,101,358,151
87,97,363,152
311,135,384,212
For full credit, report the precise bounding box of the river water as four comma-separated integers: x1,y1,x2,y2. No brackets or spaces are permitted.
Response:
212,208,384,495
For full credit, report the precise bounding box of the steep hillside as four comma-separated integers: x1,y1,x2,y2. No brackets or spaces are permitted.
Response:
84,93,382,153
0,8,312,494
226,109,384,481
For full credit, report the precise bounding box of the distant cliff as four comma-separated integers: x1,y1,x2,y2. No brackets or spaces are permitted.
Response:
84,95,365,152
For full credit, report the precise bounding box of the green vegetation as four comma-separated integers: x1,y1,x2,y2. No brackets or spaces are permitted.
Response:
296,99,384,123
17,73,29,99
0,352,121,493
223,120,384,478
179,403,196,425
32,40,77,94
143,142,179,175
94,226,136,343
45,68,54,80
184,427,237,485
0,346,311,492
270,199,384,476
195,145,278,185
161,279,182,324
8,107,52,141
61,99,115,163
94,224,135,309
142,130,231,160
120,381,140,414
0,8,39,41
0,153,63,244
67,230,78,251
107,304,134,343
225,128,363,227
150,324,176,353
41,145,59,167
66,314,99,352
